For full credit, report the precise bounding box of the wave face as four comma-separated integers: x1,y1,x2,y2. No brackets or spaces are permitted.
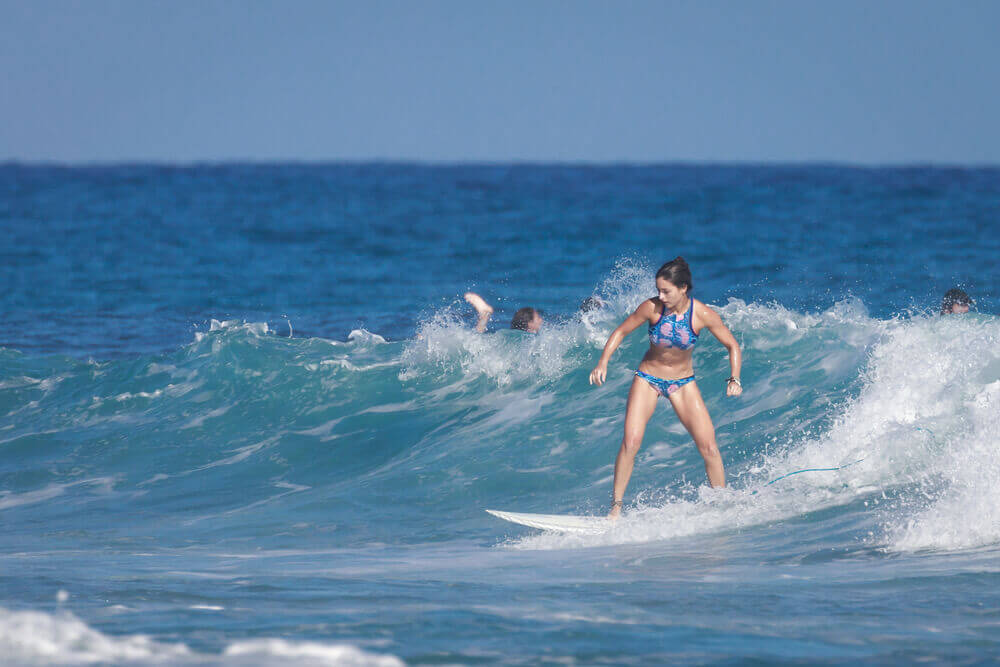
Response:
4,165,1000,663
4,268,999,556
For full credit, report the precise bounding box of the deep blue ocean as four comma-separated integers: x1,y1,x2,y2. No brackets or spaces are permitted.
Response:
2,164,1000,665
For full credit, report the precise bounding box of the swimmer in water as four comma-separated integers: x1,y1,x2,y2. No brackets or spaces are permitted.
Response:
940,288,972,315
589,257,743,518
510,307,544,333
464,292,543,333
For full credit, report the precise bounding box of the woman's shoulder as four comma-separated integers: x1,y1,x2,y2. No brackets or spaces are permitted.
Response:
691,298,713,312
691,299,721,326
629,298,660,323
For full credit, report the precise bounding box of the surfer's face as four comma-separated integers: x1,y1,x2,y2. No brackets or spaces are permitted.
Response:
656,278,686,310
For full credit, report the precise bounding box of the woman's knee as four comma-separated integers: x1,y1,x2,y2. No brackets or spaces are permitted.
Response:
696,439,721,461
621,432,643,456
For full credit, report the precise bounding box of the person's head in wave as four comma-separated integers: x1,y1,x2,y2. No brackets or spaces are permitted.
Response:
510,307,544,333
940,288,972,315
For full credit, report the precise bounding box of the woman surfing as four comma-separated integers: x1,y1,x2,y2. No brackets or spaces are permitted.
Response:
589,257,742,517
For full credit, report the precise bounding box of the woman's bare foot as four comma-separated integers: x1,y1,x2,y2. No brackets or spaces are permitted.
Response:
464,292,494,332
607,500,623,520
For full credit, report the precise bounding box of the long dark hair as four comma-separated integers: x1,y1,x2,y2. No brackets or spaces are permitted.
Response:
655,257,693,294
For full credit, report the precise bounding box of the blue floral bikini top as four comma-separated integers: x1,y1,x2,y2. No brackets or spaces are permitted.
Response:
649,298,698,350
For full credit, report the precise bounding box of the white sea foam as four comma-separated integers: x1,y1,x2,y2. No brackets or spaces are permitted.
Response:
590,257,656,318
0,477,115,511
305,358,399,372
0,605,404,666
113,389,164,401
223,639,404,666
887,376,1000,552
717,296,883,354
0,606,192,664
104,380,202,406
192,437,276,471
295,417,347,441
509,481,862,551
348,329,388,345
0,375,44,390
194,319,271,343
181,403,233,429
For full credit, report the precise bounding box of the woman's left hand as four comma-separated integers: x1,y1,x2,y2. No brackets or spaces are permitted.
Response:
727,379,742,397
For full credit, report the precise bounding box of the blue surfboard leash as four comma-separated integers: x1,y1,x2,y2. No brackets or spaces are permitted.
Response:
750,425,937,494
751,457,866,494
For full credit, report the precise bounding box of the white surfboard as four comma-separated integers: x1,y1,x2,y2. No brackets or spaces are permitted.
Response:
486,509,612,535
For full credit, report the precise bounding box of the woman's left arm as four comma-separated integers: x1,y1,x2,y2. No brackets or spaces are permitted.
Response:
696,302,742,397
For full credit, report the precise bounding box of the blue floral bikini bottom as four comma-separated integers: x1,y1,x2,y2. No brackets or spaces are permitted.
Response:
635,369,695,397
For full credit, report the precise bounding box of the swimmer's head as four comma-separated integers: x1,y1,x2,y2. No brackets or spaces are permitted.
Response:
511,307,543,333
655,257,692,308
940,288,971,315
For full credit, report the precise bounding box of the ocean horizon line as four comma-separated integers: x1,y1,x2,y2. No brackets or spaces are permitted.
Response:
3,158,1000,170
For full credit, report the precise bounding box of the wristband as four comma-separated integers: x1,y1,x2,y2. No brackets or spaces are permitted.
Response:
727,377,742,388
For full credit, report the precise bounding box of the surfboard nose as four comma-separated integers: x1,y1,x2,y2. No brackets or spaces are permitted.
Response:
486,509,612,534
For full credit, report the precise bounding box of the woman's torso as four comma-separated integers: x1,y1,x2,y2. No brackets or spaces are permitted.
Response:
639,298,700,379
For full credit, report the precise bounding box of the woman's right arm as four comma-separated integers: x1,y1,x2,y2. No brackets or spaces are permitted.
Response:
589,301,653,386
464,292,493,333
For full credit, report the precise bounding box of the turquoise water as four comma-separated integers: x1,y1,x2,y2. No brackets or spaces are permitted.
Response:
2,165,1000,664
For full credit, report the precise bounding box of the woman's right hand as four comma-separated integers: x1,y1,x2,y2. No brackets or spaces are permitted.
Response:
589,364,607,386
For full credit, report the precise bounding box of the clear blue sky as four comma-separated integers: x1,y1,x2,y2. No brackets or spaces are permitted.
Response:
2,0,999,163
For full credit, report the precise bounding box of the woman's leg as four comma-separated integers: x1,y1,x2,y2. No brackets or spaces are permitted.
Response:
609,376,660,517
667,382,725,487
